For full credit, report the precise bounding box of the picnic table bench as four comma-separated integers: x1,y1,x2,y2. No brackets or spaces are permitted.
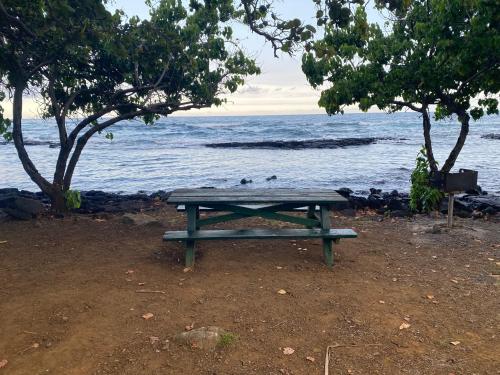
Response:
163,188,357,268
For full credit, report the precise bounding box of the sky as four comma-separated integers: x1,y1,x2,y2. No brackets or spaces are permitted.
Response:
10,1,383,118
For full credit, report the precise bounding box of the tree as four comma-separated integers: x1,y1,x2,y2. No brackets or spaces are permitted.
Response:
0,0,311,212
303,0,499,173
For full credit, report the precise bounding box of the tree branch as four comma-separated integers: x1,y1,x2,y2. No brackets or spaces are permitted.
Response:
0,1,37,38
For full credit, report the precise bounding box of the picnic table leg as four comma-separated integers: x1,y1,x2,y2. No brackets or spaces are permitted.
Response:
186,204,198,268
320,205,333,268
306,205,316,228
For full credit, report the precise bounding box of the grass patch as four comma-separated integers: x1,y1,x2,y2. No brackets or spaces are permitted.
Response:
218,332,238,348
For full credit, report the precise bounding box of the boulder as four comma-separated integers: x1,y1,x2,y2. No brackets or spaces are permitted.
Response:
336,187,353,198
367,194,383,209
2,197,45,220
174,326,226,351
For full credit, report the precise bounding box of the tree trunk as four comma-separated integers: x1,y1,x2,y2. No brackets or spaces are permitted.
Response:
49,187,67,213
422,107,438,172
440,111,470,173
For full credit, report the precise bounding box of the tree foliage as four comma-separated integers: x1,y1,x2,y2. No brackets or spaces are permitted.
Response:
303,0,499,173
0,0,312,211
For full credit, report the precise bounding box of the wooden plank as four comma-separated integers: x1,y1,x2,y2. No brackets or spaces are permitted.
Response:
168,196,347,205
163,228,358,241
185,205,197,268
176,204,321,212
201,203,320,227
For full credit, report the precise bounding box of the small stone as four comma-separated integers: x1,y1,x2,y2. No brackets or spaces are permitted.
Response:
142,313,154,320
174,326,226,351
399,322,411,330
283,347,295,355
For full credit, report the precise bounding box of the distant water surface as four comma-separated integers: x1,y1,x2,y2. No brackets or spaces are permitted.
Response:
0,113,499,194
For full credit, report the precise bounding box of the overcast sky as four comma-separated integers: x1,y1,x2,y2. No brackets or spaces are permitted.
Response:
14,1,383,118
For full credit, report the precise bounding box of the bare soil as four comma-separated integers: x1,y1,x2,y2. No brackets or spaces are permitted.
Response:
0,207,499,375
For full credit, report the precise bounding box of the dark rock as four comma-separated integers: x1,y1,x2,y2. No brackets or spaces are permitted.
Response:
481,133,500,140
0,188,19,195
13,197,45,216
367,194,383,209
482,206,497,215
240,178,252,185
206,137,401,150
265,175,277,181
369,188,382,195
390,190,399,197
465,185,482,195
387,197,404,211
390,209,411,218
349,196,368,209
336,187,353,198
3,207,33,220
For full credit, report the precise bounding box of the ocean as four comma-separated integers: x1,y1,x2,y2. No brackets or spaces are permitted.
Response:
1,113,499,194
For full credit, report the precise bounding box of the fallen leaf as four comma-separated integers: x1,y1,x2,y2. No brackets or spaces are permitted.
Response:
0,241,7,244
142,313,154,320
0,359,7,369
277,289,287,295
306,356,315,362
450,341,461,346
138,282,146,286
378,300,385,304
185,322,194,331
392,278,398,282
276,266,283,270
125,270,134,274
283,347,295,355
399,322,411,330
183,267,192,273
32,343,39,348
450,279,459,284
487,258,494,261
426,295,434,300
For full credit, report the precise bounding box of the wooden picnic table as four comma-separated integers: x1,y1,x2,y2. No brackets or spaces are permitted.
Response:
164,188,357,269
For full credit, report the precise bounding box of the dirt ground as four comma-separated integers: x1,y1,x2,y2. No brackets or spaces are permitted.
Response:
0,207,499,375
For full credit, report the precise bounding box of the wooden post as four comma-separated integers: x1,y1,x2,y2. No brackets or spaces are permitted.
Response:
186,204,197,268
447,193,454,228
320,205,333,268
306,205,316,229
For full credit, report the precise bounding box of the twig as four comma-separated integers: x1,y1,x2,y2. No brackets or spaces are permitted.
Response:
270,321,286,329
135,289,166,294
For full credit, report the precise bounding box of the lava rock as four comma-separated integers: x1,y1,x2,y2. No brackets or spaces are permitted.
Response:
265,175,277,181
336,187,353,198
240,178,253,185
174,326,226,351
367,194,384,209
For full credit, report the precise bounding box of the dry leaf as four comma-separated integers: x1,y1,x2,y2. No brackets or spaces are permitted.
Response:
450,279,459,284
306,356,315,362
0,359,7,369
283,347,295,355
378,300,385,304
487,258,494,261
450,341,461,346
426,295,434,300
183,267,192,273
185,322,194,331
277,289,287,295
138,282,145,286
125,270,134,274
399,322,411,330
0,241,7,244
276,266,283,270
142,313,154,320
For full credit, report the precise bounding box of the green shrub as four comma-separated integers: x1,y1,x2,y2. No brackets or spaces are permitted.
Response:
64,189,82,210
410,147,443,213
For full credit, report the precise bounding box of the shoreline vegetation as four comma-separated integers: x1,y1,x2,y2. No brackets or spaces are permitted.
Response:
1,186,498,221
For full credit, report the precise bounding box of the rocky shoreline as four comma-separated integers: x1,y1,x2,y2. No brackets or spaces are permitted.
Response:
1,186,498,221
205,137,404,149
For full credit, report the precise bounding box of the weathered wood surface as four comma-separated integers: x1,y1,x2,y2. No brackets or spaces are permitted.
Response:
167,188,348,205
163,228,358,241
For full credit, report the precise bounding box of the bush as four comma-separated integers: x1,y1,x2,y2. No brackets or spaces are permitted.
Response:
410,147,443,213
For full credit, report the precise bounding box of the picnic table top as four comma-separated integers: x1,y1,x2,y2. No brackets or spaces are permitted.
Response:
167,188,348,205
